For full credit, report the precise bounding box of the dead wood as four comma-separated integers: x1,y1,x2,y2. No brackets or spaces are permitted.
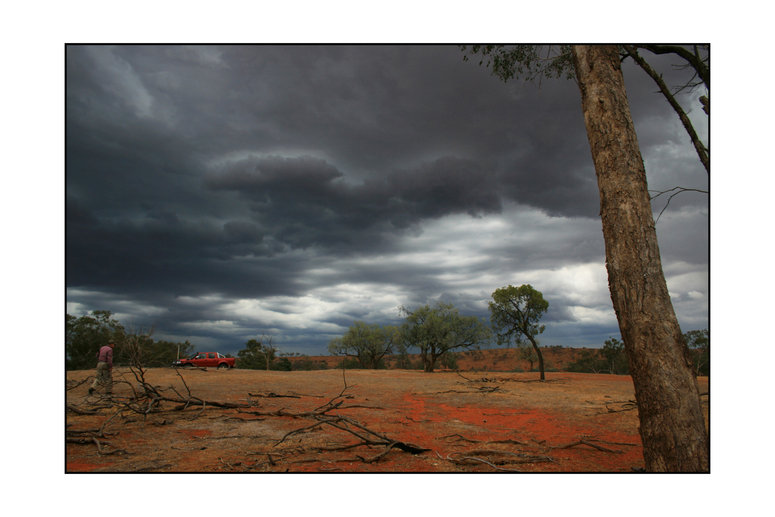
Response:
270,381,430,465
67,377,93,391
249,392,301,399
438,434,526,446
437,448,556,472
581,436,641,447
553,439,622,453
603,400,638,413
67,435,127,455
67,404,98,415
439,434,482,443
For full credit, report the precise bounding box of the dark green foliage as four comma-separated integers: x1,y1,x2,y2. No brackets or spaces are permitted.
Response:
461,45,576,84
399,302,491,372
335,357,368,369
684,329,709,376
135,338,195,368
328,321,398,369
565,337,628,375
66,311,194,370
439,351,459,370
66,311,125,370
273,357,293,371
489,285,549,348
601,337,629,375
121,331,195,369
236,338,276,370
566,349,606,373
488,284,549,379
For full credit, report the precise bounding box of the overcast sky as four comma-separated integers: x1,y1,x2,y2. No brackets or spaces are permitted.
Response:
65,44,709,356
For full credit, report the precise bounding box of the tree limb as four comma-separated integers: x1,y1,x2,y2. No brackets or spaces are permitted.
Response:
623,45,709,174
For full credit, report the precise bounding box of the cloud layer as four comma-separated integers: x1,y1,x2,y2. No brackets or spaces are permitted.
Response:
66,45,709,355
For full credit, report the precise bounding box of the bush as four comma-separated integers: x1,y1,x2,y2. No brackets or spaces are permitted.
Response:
566,350,605,373
439,352,459,370
335,357,367,369
272,357,293,371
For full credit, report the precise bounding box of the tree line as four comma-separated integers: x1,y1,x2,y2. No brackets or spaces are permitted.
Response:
566,330,709,377
66,311,195,371
327,284,550,374
66,294,709,378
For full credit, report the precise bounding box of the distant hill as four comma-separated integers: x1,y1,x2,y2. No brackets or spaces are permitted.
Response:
285,347,598,372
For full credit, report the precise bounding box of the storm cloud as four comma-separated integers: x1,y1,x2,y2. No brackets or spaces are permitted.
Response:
66,45,709,355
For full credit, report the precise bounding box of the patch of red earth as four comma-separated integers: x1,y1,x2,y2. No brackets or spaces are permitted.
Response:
183,429,212,438
399,393,644,472
66,460,105,472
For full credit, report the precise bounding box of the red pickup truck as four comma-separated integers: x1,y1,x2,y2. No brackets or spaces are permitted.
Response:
172,352,236,369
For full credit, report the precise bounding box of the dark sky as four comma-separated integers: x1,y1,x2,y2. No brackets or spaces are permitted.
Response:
66,45,709,356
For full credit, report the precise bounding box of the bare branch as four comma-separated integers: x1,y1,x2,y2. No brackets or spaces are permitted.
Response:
649,186,708,223
623,45,709,174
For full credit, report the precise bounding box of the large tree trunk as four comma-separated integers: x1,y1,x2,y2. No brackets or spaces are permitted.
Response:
571,45,709,472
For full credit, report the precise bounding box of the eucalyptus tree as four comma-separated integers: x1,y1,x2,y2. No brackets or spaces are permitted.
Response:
461,44,709,472
328,321,399,369
399,302,490,373
237,334,277,370
488,284,549,380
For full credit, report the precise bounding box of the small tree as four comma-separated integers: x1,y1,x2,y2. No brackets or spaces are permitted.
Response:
488,285,549,380
519,347,538,372
439,351,459,370
566,349,605,374
237,335,277,370
328,321,398,369
399,302,491,373
684,329,709,377
601,337,629,375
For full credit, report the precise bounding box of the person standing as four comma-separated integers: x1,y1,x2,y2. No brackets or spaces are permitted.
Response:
89,341,115,396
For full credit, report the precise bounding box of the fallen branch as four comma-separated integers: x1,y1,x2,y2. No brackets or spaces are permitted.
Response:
67,377,93,392
553,440,622,453
66,436,127,455
67,404,98,415
249,392,301,399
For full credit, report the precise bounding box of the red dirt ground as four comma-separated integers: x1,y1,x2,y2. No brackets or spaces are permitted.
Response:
66,368,708,473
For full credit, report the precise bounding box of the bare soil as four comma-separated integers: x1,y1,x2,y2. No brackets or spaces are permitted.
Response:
66,368,709,473
289,346,599,372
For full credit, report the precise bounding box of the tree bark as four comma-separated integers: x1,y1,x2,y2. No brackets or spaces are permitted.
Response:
528,337,545,381
571,45,709,472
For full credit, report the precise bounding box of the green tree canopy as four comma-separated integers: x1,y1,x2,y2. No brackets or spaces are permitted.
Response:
399,302,490,373
66,311,125,370
488,284,549,380
328,321,398,369
237,337,277,370
601,337,629,375
135,338,194,368
684,329,709,376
